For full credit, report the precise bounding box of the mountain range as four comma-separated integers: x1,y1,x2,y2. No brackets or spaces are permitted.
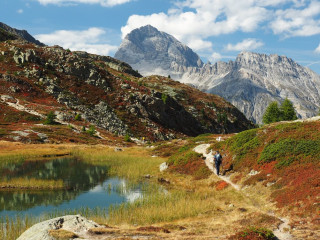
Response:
0,23,253,143
115,25,320,123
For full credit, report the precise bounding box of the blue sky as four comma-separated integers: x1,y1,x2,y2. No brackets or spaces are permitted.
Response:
1,0,320,73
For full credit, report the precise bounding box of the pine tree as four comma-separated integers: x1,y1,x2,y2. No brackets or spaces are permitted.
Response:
262,101,281,124
280,98,297,121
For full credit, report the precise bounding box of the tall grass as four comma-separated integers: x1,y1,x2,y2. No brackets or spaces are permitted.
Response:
0,178,64,190
72,147,165,181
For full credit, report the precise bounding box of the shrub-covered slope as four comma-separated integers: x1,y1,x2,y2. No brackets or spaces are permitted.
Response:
212,118,320,224
0,39,254,143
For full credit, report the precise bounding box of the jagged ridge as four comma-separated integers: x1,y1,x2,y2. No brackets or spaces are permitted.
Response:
115,25,320,124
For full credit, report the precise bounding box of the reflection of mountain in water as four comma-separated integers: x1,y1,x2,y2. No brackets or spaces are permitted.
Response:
0,158,109,211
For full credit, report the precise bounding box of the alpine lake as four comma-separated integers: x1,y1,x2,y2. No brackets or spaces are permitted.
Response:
0,156,148,220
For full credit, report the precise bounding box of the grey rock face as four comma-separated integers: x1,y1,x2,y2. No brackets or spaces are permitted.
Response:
116,26,320,123
115,25,203,77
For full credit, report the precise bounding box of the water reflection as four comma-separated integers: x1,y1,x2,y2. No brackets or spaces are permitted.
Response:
0,157,143,218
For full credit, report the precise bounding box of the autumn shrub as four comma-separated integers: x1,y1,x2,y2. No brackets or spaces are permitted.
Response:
228,227,277,240
167,144,211,179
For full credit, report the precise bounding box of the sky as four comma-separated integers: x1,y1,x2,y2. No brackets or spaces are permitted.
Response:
1,0,320,74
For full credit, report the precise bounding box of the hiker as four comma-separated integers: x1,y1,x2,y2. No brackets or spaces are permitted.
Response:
214,151,222,175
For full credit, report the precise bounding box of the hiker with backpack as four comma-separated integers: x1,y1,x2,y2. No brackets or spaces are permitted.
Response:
214,151,222,176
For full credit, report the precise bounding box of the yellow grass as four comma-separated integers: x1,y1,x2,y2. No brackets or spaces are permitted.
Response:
0,178,64,190
72,146,165,181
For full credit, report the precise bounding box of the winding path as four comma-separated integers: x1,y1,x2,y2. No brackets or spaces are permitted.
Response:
194,143,293,240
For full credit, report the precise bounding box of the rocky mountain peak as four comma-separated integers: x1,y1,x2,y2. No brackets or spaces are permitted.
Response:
115,27,320,124
115,25,203,76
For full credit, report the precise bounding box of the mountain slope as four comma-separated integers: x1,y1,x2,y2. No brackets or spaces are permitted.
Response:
115,25,203,77
115,25,320,124
0,22,44,46
0,38,253,143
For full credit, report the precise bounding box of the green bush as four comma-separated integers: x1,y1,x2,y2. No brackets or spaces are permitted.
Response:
124,133,131,142
259,138,320,163
226,129,259,160
86,125,96,136
43,111,56,125
161,93,168,104
74,114,82,121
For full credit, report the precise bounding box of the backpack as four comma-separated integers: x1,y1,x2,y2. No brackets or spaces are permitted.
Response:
215,154,222,164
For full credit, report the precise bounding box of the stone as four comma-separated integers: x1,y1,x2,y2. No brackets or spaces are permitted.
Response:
17,215,101,240
248,170,260,176
159,162,168,172
114,147,123,152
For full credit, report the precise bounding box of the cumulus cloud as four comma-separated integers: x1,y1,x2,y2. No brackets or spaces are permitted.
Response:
36,0,132,7
270,0,320,37
35,28,118,56
209,52,222,62
225,39,264,51
121,0,320,52
122,0,270,42
315,44,320,53
17,9,24,14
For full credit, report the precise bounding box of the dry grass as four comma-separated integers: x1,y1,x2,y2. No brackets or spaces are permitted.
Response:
48,229,78,239
72,146,165,181
0,178,64,190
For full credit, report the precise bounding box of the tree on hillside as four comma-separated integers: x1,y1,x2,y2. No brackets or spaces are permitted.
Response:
263,101,282,124
280,98,297,121
263,99,297,124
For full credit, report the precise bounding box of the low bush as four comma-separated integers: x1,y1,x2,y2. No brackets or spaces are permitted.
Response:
228,227,277,240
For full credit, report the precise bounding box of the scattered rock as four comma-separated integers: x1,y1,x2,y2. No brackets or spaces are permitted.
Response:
114,147,123,152
159,162,168,172
158,178,170,184
249,169,260,176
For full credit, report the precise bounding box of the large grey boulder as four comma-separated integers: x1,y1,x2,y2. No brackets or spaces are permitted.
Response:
17,215,101,240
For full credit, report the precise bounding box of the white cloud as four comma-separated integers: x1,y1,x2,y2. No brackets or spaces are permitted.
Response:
225,39,264,51
270,0,320,37
209,52,222,62
17,9,24,14
122,0,270,43
36,0,132,7
122,0,320,52
315,44,320,53
187,38,212,52
35,28,118,56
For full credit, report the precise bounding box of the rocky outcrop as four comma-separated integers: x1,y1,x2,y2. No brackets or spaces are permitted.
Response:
0,34,254,142
116,26,320,124
17,215,101,240
0,22,44,45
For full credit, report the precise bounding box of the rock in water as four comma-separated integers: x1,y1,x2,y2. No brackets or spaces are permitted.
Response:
17,215,101,240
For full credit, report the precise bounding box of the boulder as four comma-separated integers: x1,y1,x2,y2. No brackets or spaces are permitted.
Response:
17,215,101,240
159,162,168,172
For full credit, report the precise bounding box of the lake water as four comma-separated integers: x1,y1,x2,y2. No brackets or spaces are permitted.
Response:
0,157,144,219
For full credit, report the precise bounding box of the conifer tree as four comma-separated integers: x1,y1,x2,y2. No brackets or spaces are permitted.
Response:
262,101,281,124
280,98,297,121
